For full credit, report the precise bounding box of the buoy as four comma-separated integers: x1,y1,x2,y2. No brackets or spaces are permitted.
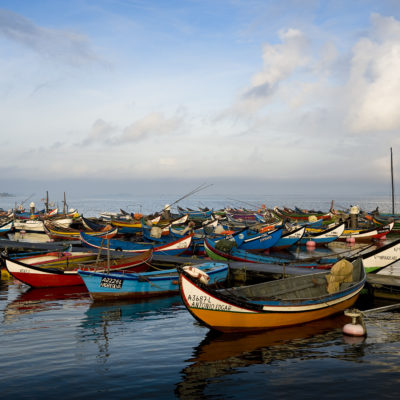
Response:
306,240,316,248
343,309,366,337
346,237,355,244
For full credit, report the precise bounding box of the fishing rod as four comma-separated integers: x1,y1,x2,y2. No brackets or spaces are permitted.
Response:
15,193,35,211
226,197,265,210
161,183,213,212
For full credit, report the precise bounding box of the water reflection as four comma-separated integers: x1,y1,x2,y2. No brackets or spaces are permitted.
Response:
82,295,183,328
79,296,183,365
175,315,366,398
3,285,89,323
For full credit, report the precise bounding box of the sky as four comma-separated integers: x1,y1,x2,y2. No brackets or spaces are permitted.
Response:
1,0,400,201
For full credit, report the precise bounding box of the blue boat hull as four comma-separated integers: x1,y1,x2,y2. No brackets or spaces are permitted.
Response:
238,228,282,251
78,262,229,300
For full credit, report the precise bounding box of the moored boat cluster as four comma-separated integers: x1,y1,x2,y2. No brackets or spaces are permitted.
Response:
1,200,400,333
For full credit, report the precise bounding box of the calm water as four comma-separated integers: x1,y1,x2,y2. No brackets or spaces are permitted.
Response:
1,194,400,399
1,281,400,399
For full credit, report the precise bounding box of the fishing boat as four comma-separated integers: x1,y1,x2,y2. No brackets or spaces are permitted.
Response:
270,225,305,249
338,222,394,242
237,227,282,251
367,214,400,234
359,238,400,273
205,236,400,273
43,220,118,241
80,231,194,256
0,219,13,235
298,222,345,246
78,261,229,300
177,206,213,220
13,219,45,233
203,237,335,268
273,206,333,221
9,250,100,266
178,258,366,332
3,249,153,288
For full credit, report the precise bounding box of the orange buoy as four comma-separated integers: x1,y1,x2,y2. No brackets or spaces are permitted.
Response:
346,237,355,244
306,240,316,248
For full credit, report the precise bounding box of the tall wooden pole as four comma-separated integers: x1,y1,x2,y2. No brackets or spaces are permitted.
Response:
391,147,395,214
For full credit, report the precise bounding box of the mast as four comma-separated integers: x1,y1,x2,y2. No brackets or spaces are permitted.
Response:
45,191,49,213
391,147,395,214
63,192,67,214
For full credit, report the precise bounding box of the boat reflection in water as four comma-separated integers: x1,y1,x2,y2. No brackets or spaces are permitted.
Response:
79,295,183,365
3,285,89,323
82,295,183,328
175,315,366,398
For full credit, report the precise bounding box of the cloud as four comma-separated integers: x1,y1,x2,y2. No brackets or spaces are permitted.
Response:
241,28,310,104
0,8,105,66
119,112,184,144
345,14,400,133
79,112,185,147
159,158,177,167
82,119,117,145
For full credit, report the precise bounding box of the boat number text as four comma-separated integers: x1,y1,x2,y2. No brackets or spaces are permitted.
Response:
100,277,123,289
187,294,232,311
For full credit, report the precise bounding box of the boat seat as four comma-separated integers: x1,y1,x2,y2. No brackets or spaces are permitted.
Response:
252,277,328,300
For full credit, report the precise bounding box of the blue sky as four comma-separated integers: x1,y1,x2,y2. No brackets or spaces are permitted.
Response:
1,0,400,199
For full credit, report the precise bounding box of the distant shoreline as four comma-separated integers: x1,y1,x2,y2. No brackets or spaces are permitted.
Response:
0,193,15,197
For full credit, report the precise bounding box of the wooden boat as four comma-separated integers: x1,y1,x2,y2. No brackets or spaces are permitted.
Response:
271,225,305,249
13,219,45,233
178,258,366,332
10,250,99,266
359,238,400,273
78,261,229,300
0,219,13,235
177,206,213,220
80,231,193,256
298,222,345,246
237,227,282,251
203,237,336,269
3,249,153,288
167,223,249,255
81,216,109,231
110,218,144,234
337,222,394,242
365,208,400,234
205,236,400,273
109,214,179,235
273,206,333,221
44,221,118,241
13,208,57,220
